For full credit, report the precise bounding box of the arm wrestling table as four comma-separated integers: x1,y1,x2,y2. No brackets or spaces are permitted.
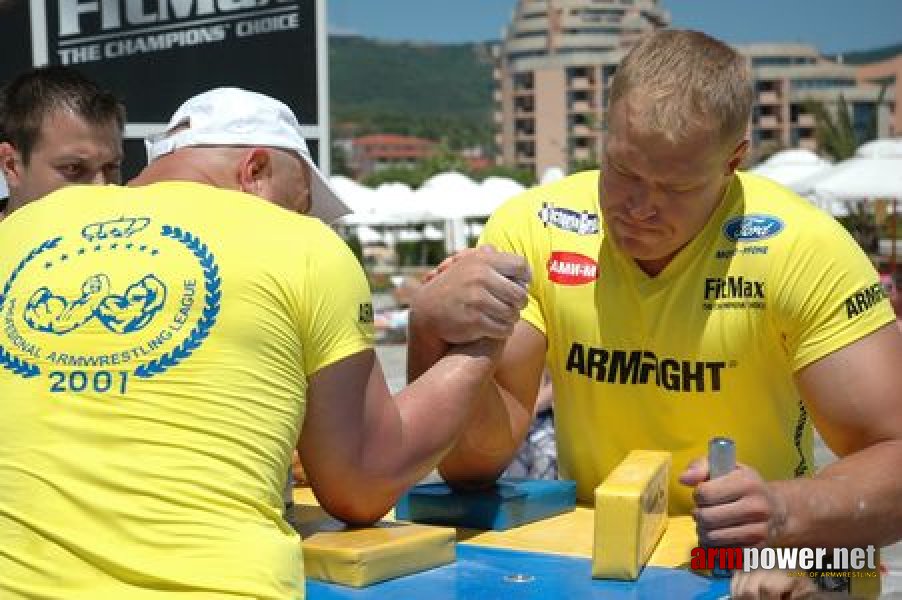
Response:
293,488,729,600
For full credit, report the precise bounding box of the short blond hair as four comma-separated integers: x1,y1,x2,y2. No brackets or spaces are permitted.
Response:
609,29,752,147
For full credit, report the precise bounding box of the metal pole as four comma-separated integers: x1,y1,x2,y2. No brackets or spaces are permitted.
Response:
892,198,897,274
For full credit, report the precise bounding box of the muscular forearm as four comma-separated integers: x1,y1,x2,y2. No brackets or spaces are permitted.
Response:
346,341,502,521
437,376,534,488
409,309,532,487
772,439,902,548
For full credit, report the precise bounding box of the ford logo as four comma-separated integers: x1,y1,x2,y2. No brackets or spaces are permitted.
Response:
723,215,784,242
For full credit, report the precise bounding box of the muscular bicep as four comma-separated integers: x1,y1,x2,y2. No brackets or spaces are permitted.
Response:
796,323,902,457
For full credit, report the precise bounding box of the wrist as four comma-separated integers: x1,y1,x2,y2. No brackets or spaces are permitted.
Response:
765,479,796,546
408,301,448,350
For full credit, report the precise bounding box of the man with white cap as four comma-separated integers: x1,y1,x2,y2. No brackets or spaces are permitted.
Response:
0,87,529,599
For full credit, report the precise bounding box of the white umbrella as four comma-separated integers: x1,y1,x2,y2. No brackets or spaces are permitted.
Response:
805,156,902,200
479,176,525,215
422,225,444,241
375,182,438,223
750,149,832,190
855,137,902,159
331,176,388,225
417,171,485,220
354,225,385,245
541,167,565,184
397,228,424,242
800,143,902,268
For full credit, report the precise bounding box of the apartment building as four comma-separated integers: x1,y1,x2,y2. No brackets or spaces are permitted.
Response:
493,0,670,177
349,134,438,179
494,1,894,176
742,43,893,160
856,53,901,136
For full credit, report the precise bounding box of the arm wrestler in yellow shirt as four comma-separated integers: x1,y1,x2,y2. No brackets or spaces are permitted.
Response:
0,88,529,599
409,29,902,575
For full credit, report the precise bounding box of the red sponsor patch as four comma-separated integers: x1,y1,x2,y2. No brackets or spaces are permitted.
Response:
547,251,598,285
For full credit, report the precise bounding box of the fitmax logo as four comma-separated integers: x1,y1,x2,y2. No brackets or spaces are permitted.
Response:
704,277,764,300
59,0,295,36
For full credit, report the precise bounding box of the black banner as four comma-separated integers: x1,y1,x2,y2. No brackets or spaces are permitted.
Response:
1,0,323,175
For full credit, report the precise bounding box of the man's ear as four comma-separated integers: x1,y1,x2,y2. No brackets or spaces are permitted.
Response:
725,139,750,175
0,142,23,187
237,147,272,196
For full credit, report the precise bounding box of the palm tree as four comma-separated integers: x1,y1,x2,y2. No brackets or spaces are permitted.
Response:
804,94,858,161
805,91,890,255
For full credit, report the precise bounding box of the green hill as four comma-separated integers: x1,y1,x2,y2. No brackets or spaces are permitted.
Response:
329,35,495,148
328,36,902,150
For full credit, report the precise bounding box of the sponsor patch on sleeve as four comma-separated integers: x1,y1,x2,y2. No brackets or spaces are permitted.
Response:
547,251,598,285
537,202,600,235
358,302,374,324
844,283,887,319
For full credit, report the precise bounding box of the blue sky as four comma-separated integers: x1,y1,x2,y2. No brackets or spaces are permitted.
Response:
328,0,902,55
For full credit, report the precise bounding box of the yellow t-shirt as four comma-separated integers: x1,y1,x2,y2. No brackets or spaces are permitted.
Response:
0,182,374,599
481,170,894,513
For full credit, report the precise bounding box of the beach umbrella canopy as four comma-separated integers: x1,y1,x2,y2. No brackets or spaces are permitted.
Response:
480,177,526,214
805,155,902,200
354,225,386,245
422,224,445,241
397,228,424,242
750,149,832,190
540,166,565,184
417,171,485,219
855,137,902,159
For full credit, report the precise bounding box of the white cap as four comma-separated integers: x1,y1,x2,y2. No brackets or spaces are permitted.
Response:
145,87,350,223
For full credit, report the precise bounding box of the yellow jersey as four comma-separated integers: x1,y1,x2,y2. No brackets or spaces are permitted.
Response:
481,170,893,512
0,182,374,599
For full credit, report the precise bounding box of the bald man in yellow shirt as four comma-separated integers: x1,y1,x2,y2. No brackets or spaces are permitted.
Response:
0,87,528,599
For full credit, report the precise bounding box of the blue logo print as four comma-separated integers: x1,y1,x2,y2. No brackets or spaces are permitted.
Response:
81,216,151,242
723,215,785,242
24,274,167,335
0,219,220,392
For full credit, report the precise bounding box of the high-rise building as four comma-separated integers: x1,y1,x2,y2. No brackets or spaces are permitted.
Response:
494,2,895,176
493,0,670,178
856,54,900,137
742,43,893,162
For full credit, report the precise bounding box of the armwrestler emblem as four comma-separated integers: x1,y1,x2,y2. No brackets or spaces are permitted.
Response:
24,274,112,334
23,274,167,335
95,275,167,333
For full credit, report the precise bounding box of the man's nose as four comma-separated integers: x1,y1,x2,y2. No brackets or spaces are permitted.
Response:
89,170,110,185
626,186,658,220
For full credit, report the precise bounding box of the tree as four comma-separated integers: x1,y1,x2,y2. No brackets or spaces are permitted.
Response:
804,94,858,161
471,165,535,187
806,93,885,255
330,143,352,177
362,143,472,189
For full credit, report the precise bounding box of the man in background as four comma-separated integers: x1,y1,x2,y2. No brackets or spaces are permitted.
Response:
0,65,124,220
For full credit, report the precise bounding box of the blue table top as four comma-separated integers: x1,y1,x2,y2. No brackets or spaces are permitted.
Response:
307,544,730,599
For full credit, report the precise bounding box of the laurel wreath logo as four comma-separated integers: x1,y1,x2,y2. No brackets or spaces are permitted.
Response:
0,237,62,378
134,226,221,378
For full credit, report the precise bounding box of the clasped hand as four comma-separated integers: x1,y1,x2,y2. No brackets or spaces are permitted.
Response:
412,246,531,344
